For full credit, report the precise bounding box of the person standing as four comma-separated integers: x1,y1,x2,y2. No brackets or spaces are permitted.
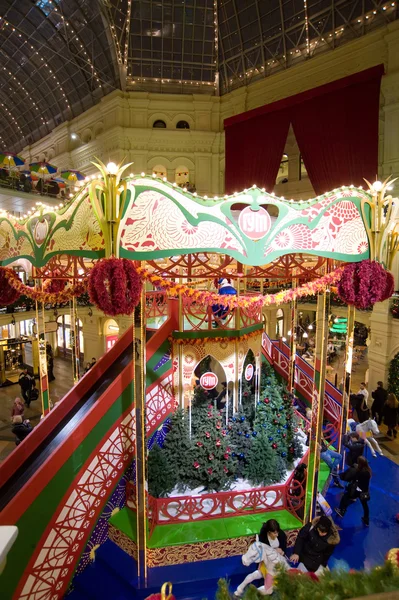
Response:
18,369,35,407
371,381,388,425
335,456,371,526
383,393,399,439
291,515,340,574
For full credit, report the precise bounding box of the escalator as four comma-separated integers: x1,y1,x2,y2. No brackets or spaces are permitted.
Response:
0,340,133,511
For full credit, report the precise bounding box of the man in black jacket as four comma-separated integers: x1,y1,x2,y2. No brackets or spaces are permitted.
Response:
371,381,388,425
291,515,340,574
18,369,35,407
343,432,365,466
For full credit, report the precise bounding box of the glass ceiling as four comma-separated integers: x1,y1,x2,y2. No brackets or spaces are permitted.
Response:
0,0,397,151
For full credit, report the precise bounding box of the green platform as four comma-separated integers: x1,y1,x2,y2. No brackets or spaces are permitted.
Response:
110,508,302,548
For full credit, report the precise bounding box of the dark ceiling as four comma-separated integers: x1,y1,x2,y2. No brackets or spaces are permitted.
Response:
0,0,397,150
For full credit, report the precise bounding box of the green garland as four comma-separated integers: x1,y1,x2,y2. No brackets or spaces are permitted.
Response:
217,561,399,600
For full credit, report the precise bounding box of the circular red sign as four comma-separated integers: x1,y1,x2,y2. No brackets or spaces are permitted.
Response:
238,206,271,240
245,364,254,381
200,372,218,390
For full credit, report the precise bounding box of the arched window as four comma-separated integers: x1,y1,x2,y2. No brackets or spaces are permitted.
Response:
153,120,166,129
175,166,189,186
152,164,167,178
176,120,190,129
276,309,284,338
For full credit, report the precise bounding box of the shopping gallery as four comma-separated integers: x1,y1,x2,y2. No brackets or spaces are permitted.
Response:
0,2,399,599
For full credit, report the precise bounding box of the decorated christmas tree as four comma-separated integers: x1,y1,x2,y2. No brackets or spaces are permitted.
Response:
228,407,254,477
241,350,256,424
187,404,236,491
388,351,399,397
262,380,290,460
243,400,286,485
192,355,213,409
163,408,193,491
282,391,304,462
147,442,175,497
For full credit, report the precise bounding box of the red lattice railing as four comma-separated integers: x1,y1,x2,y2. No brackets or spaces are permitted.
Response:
127,454,307,535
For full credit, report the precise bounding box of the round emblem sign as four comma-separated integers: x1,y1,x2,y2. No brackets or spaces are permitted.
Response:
238,206,271,240
245,364,254,381
200,372,218,390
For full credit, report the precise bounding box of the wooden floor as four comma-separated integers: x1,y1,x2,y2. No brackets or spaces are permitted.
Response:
0,355,74,461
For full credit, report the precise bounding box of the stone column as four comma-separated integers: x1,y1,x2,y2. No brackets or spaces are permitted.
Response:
368,299,393,392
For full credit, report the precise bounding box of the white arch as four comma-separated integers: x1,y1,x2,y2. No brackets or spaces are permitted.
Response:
172,114,194,129
149,113,171,128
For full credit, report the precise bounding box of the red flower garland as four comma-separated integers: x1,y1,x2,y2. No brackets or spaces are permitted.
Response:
88,257,142,316
43,274,66,294
0,267,21,305
337,260,394,310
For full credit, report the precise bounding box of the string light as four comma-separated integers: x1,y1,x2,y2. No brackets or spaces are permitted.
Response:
304,0,310,55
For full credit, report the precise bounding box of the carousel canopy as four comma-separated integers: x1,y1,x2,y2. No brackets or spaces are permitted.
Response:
0,1,397,151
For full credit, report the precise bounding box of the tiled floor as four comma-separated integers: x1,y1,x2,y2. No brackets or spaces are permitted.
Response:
0,355,74,460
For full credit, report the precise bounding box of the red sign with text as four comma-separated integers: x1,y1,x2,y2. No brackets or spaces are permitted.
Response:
200,372,218,390
245,364,254,381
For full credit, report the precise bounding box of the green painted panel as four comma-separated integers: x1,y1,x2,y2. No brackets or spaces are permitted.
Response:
2,381,134,600
110,507,301,549
172,323,263,340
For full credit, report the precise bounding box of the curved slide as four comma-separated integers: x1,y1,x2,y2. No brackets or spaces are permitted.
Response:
0,307,177,600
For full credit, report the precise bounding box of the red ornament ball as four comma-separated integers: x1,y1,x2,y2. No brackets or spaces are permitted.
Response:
88,257,142,316
207,467,213,475
337,259,394,310
0,267,21,305
264,398,270,404
272,443,277,449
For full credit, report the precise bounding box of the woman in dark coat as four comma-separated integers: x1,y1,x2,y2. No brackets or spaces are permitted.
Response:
384,393,398,438
335,456,371,526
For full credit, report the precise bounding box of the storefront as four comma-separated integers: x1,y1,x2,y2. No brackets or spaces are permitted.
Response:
104,319,119,351
57,314,84,360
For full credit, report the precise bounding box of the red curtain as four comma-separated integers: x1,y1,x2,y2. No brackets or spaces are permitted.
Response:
291,69,383,195
225,108,291,194
224,65,384,196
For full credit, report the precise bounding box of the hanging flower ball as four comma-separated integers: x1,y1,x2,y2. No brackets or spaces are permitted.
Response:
43,275,66,295
193,461,200,469
88,257,142,316
0,267,21,305
337,260,394,310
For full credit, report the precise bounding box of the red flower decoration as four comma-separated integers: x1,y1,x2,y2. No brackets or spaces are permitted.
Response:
223,466,228,473
205,432,210,438
88,257,142,316
216,422,221,429
337,260,394,310
0,267,21,305
207,468,213,475
224,452,229,459
196,441,203,447
208,453,214,461
216,439,221,447
193,461,200,469
43,272,66,295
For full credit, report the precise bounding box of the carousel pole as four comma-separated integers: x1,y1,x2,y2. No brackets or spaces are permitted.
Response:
135,281,148,585
34,278,50,415
303,289,329,522
288,291,297,394
338,305,356,453
70,296,80,383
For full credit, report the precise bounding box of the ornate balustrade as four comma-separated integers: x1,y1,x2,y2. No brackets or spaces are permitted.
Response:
126,457,307,535
181,296,262,332
262,333,342,440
